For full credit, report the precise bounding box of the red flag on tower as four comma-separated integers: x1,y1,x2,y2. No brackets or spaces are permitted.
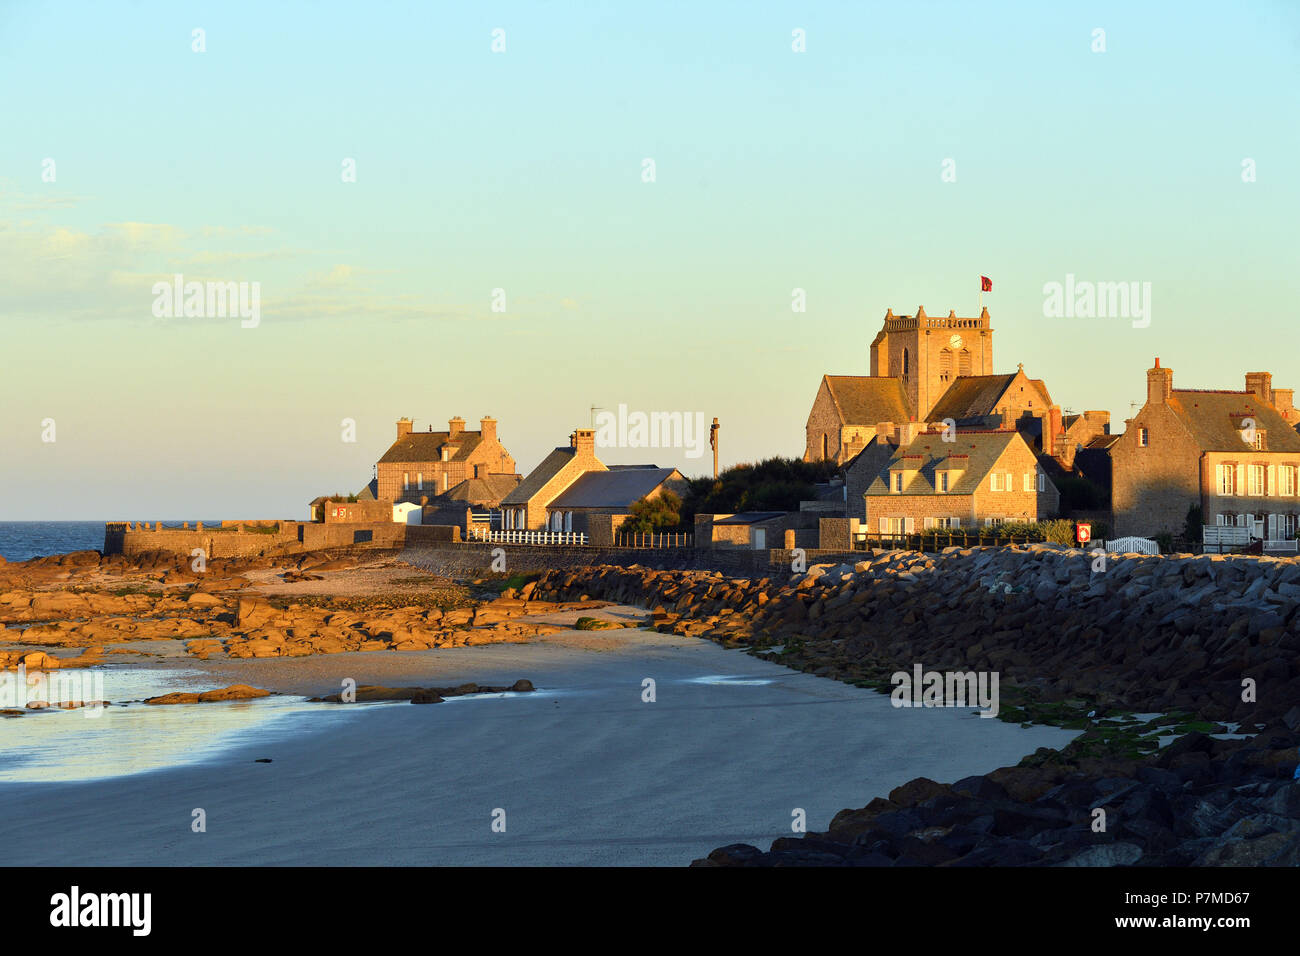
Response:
980,275,992,292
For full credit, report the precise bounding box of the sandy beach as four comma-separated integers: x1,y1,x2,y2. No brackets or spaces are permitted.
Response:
0,608,1076,866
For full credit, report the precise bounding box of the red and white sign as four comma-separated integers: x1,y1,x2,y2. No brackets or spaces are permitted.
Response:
1076,522,1092,544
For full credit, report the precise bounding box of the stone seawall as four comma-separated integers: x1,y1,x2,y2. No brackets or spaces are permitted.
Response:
531,544,1300,724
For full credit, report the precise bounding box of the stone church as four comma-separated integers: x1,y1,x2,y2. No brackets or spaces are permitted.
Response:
804,306,1106,466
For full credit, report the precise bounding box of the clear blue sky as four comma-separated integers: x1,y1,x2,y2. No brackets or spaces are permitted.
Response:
2,1,1297,518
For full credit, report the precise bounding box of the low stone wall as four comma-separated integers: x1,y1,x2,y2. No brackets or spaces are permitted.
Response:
400,542,794,578
529,544,1300,724
103,520,408,558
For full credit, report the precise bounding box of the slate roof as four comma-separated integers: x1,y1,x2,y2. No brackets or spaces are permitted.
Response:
378,431,483,464
713,512,788,525
821,375,911,425
843,437,900,483
501,447,583,506
1165,390,1300,453
549,467,680,509
354,479,379,501
439,474,522,506
863,429,1025,496
926,374,1017,421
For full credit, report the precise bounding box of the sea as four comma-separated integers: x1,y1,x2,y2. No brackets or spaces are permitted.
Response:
0,521,221,562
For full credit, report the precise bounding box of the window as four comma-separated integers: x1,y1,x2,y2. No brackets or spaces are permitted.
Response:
1253,432,1264,450
1139,428,1149,447
1248,464,1265,497
442,473,449,492
939,349,953,383
983,516,1005,527
893,472,903,492
821,434,828,461
939,471,949,492
1285,514,1297,538
949,516,961,529
1037,472,1046,492
1023,472,1033,492
417,472,423,490
403,472,410,491
902,348,910,377
1282,466,1297,497
1004,472,1013,490
1217,464,1235,496
1216,513,1231,526
991,473,1002,491
923,517,936,529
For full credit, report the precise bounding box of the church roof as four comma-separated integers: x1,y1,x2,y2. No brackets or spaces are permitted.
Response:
1165,390,1300,453
926,374,1018,421
822,375,911,426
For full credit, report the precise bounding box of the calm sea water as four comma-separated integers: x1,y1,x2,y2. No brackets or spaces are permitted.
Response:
0,521,221,562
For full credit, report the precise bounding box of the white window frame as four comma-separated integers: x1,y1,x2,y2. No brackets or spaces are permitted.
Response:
403,472,410,491
1023,472,1033,492
1139,428,1149,447
1217,464,1235,496
1248,464,1265,497
991,473,1002,492
939,471,949,492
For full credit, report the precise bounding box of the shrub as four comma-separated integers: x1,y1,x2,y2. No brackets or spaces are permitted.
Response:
621,491,684,534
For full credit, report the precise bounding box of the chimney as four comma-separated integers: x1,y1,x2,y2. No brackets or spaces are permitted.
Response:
875,421,896,445
479,416,497,443
900,421,924,444
1049,404,1063,438
571,428,596,456
1273,388,1294,418
396,417,413,439
448,416,465,439
1146,358,1172,406
1245,372,1273,406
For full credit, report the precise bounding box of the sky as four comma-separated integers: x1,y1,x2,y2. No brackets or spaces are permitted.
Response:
1,0,1298,519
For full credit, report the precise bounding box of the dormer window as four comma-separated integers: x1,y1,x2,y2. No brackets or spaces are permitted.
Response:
939,471,949,492
893,472,903,492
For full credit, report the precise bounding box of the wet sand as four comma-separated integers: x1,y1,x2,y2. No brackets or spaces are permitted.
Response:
0,615,1077,866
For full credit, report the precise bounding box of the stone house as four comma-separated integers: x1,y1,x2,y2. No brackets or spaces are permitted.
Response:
499,428,685,532
1112,360,1300,539
376,416,517,503
852,427,1060,532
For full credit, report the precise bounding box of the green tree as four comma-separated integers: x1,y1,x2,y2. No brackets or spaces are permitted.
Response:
681,457,840,523
621,491,684,534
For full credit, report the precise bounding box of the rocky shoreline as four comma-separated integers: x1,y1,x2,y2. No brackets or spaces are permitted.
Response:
532,546,1300,865
0,549,595,670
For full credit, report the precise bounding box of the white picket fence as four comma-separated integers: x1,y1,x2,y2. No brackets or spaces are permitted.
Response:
1101,536,1160,555
466,528,588,546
